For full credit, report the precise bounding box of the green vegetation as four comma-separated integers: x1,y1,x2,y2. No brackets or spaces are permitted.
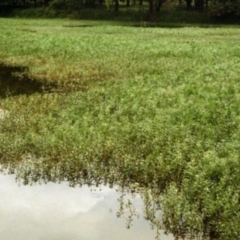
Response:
0,18,240,239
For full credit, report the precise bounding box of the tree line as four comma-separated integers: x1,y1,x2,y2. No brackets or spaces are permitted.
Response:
0,0,240,20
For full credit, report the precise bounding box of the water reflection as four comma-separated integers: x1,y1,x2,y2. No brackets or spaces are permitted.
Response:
0,173,174,240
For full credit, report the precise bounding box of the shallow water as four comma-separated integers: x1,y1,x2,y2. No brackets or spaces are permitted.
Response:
0,64,54,98
0,173,174,240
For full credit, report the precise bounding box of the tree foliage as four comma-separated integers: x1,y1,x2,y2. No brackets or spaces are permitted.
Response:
1,0,240,20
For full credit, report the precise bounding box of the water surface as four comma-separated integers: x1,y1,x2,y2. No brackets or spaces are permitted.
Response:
0,173,174,240
0,64,54,98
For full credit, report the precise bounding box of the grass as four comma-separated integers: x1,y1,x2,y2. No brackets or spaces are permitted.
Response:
0,18,240,239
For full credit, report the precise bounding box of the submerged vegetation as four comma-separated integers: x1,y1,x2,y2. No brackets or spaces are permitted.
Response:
0,18,240,239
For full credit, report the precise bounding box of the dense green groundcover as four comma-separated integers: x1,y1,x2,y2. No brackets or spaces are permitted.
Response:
0,18,240,239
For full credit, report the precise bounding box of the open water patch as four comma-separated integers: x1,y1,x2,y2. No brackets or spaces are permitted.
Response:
0,64,56,98
63,24,94,28
0,172,174,240
126,22,185,28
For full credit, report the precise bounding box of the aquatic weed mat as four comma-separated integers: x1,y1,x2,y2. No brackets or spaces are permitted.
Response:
0,18,240,239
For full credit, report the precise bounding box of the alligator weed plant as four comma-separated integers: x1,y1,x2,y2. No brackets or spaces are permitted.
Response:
0,18,240,239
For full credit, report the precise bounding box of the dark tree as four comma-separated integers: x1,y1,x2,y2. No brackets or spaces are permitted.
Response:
186,0,192,9
114,0,119,11
155,0,164,12
147,0,154,20
195,0,204,11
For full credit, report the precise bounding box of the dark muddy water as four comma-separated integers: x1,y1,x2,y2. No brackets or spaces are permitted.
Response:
0,173,174,240
0,64,55,98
